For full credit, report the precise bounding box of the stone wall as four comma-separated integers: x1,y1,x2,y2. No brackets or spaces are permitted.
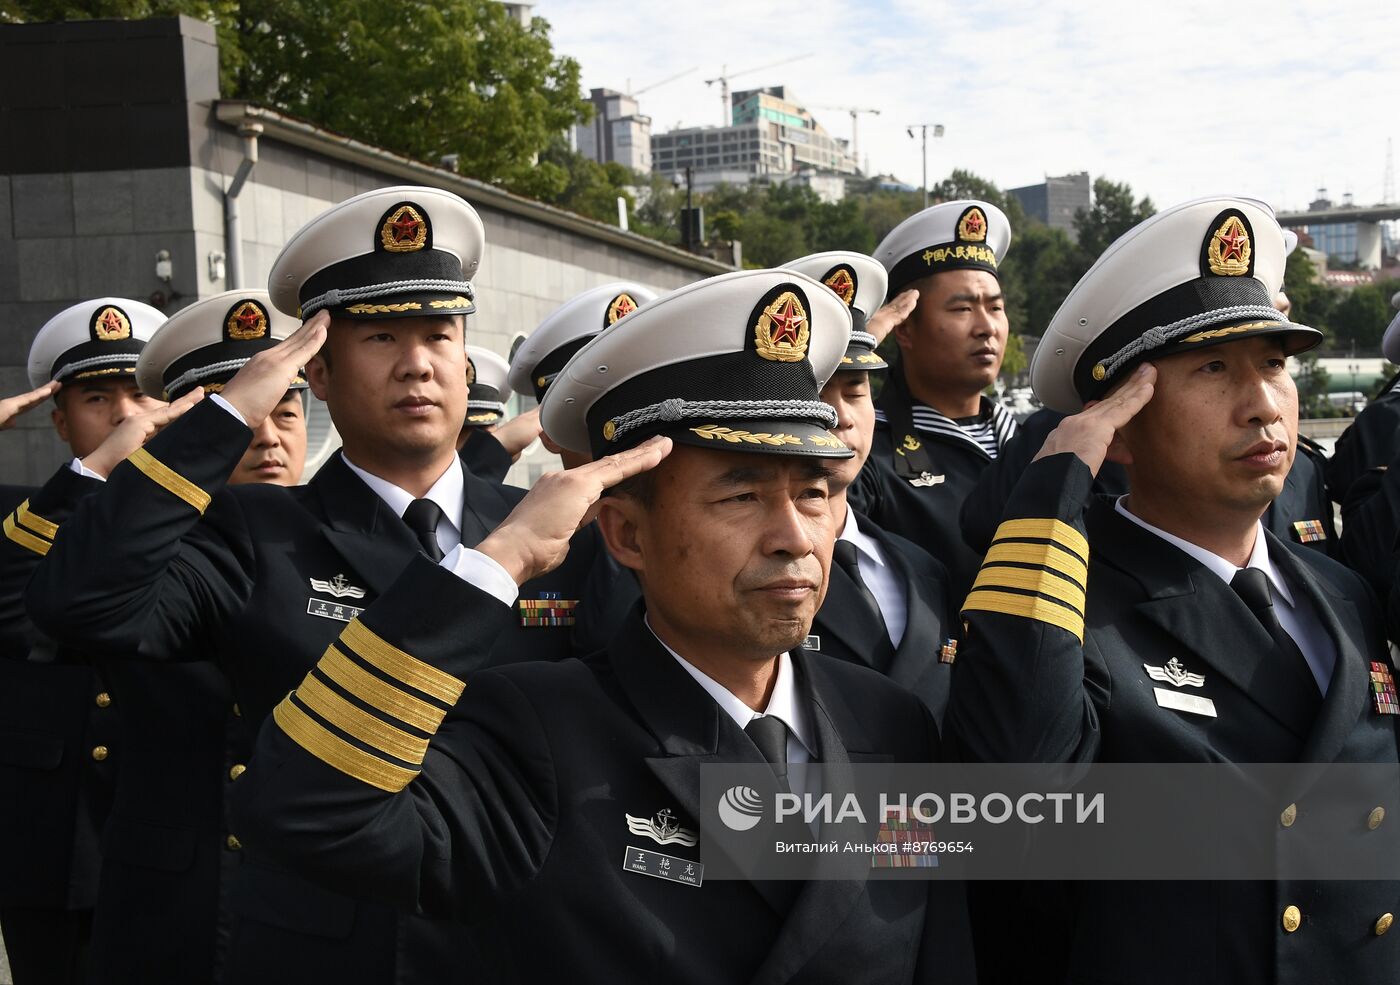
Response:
0,16,727,486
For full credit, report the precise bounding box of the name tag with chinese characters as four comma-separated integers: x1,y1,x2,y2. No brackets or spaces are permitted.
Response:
622,846,703,887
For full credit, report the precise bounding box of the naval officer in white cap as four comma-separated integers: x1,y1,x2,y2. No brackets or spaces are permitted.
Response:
24,185,611,983
137,289,309,486
455,344,521,481
507,282,656,469
854,200,1017,598
947,196,1400,985
0,297,171,985
781,250,961,723
228,266,977,984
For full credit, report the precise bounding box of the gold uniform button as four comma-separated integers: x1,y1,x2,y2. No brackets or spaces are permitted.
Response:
229,764,246,781
1376,913,1394,936
1282,905,1301,933
226,835,242,851
95,692,111,708
91,745,109,762
1368,807,1386,830
1280,804,1297,827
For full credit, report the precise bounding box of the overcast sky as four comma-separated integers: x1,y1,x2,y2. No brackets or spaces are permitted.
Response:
539,0,1400,214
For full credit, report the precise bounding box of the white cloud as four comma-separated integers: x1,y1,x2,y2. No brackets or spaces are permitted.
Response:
537,0,1400,213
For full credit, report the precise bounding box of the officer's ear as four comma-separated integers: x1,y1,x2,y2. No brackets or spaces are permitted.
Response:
51,402,69,443
306,350,332,401
595,487,647,575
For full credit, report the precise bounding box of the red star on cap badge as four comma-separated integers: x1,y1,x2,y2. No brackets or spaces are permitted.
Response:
769,296,806,346
1217,226,1246,262
235,307,262,333
98,310,124,335
964,212,984,236
390,213,422,244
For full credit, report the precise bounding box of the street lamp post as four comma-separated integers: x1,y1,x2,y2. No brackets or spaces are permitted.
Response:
906,123,945,209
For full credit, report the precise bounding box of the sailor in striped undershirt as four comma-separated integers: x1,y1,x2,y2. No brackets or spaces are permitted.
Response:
845,199,1017,598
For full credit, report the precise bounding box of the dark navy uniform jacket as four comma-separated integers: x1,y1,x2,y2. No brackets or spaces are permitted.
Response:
228,556,978,984
0,482,115,921
24,398,608,984
948,453,1400,985
807,509,957,728
5,467,244,985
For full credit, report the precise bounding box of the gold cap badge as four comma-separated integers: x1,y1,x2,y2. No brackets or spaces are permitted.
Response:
465,357,477,385
605,293,638,326
754,291,810,363
822,266,856,306
1207,214,1251,276
226,301,268,341
380,204,428,253
92,306,131,341
957,207,989,243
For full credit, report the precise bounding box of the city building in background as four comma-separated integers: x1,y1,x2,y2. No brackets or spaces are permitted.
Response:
1278,189,1400,270
1007,171,1091,240
574,87,652,172
650,86,859,195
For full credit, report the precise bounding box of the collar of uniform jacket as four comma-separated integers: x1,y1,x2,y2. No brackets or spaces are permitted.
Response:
876,393,1018,460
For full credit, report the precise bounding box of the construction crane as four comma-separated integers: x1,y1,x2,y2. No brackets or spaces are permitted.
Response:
625,66,698,98
809,105,881,169
704,54,811,127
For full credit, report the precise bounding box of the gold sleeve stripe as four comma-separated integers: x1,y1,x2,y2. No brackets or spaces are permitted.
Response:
962,588,1085,643
126,448,211,514
273,695,418,793
3,512,50,556
991,518,1088,565
982,541,1088,588
296,673,430,765
341,619,465,705
317,646,448,734
15,501,58,540
972,565,1084,613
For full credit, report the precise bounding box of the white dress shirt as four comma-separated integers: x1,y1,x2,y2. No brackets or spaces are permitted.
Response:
1115,498,1336,693
648,617,815,776
836,502,907,648
340,452,463,559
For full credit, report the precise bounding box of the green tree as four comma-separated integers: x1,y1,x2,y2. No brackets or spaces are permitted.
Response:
630,171,684,245
1073,177,1156,260
1330,283,1392,352
996,222,1083,340
1281,248,1337,344
930,169,1025,226
5,0,590,199
535,137,639,225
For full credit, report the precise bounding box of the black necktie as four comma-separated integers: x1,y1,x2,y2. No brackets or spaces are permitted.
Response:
832,539,890,641
1229,567,1320,694
402,498,445,563
744,715,789,780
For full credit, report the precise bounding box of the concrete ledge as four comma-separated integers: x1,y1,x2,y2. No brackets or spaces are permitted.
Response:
213,101,733,278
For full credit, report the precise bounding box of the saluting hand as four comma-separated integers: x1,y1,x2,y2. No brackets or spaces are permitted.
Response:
1034,363,1156,477
488,407,542,462
80,387,206,479
0,380,61,430
866,288,918,345
219,311,328,428
477,435,672,586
